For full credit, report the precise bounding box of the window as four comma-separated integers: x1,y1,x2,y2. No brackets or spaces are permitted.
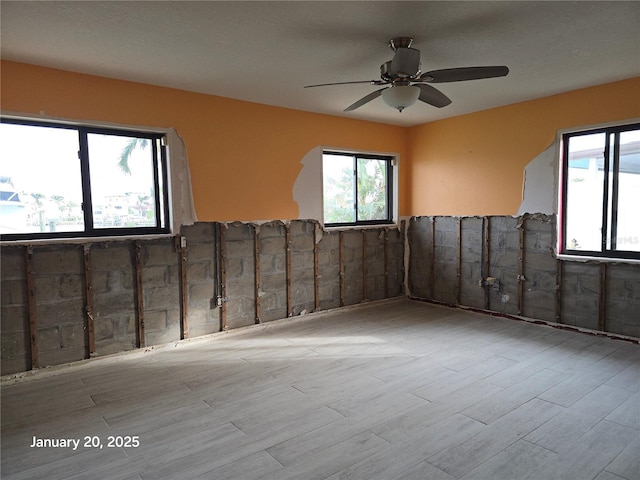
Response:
0,119,170,240
322,151,394,226
560,122,640,259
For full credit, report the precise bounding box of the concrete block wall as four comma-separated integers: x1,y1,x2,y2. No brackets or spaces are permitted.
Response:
181,222,219,336
289,220,316,316
316,230,341,310
222,220,406,327
33,245,86,366
1,246,31,374
2,219,406,375
259,221,288,322
223,222,257,329
408,214,640,339
91,243,138,356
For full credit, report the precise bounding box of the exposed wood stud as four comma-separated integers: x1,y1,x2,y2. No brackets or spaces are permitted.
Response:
362,230,367,301
384,229,389,298
254,226,261,324
339,230,345,307
518,216,526,316
25,246,39,370
430,217,436,300
285,223,292,317
599,262,607,331
133,241,145,348
313,226,320,311
483,216,491,310
456,217,462,305
83,245,96,356
175,236,189,339
220,225,228,331
555,259,563,323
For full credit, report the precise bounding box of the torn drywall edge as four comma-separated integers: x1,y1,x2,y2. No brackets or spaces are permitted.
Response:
517,142,558,216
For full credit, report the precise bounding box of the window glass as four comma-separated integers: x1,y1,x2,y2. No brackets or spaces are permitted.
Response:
356,157,388,221
87,133,158,229
564,132,605,251
0,119,169,240
323,153,356,224
560,123,640,259
0,123,84,235
322,151,393,226
616,130,640,252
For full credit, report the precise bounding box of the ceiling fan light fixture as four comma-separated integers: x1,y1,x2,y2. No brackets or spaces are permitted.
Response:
382,85,420,112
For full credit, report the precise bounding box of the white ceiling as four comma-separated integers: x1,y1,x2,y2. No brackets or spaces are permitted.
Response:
1,1,639,127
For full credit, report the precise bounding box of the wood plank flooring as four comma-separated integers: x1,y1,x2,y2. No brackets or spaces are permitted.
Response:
2,299,639,480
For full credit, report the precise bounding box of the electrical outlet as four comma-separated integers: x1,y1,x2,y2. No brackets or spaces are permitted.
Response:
180,236,187,248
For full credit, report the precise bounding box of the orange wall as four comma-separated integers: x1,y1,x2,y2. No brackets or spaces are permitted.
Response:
3,60,638,220
407,77,640,216
1,61,408,221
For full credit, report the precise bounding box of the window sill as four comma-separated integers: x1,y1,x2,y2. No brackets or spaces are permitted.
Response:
322,222,399,232
0,232,176,247
557,254,640,265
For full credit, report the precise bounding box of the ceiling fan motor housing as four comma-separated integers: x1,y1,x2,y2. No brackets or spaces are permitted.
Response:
382,47,421,80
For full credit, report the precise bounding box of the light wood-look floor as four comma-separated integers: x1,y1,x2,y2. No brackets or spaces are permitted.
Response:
2,299,639,480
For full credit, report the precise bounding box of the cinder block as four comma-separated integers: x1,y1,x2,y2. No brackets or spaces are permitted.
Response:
189,281,213,302
39,346,86,367
224,257,244,278
143,265,169,287
1,305,29,333
38,326,62,352
144,310,167,332
35,298,85,328
146,325,180,346
33,246,82,275
260,236,286,256
95,338,136,356
61,322,87,348
1,246,27,279
189,311,220,334
259,221,286,237
342,231,362,249
291,251,314,271
144,242,176,266
181,222,215,243
290,234,313,251
1,278,27,305
1,330,29,358
185,262,209,283
186,243,214,262
95,292,135,317
224,223,254,242
59,274,84,299
92,244,133,271
261,272,287,292
1,355,31,376
94,318,115,342
144,286,179,310
290,220,315,236
225,239,254,258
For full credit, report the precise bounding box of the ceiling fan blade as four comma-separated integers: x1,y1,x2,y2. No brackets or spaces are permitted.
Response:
390,47,421,77
344,88,387,112
304,80,382,88
417,84,452,108
420,66,509,83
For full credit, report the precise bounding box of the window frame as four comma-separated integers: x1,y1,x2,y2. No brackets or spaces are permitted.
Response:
559,122,640,260
322,150,395,228
0,117,171,241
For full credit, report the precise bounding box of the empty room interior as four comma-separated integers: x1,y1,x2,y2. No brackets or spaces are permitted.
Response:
1,2,639,479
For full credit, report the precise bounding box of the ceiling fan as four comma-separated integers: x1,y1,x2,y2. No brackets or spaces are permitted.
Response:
305,37,509,112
